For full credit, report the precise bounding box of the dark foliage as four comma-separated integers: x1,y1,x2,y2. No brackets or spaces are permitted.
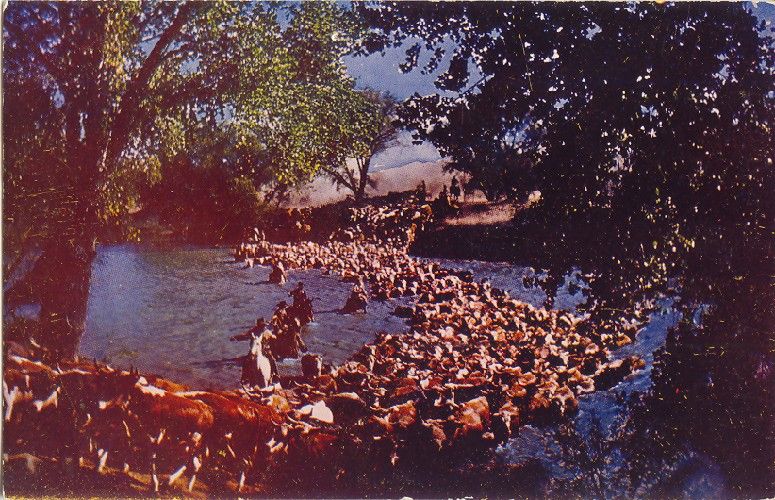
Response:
360,1,775,494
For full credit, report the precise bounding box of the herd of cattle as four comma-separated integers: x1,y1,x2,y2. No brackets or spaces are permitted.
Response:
3,197,644,495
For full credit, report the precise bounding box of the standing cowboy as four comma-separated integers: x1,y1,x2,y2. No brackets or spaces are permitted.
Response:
416,180,428,203
450,175,461,202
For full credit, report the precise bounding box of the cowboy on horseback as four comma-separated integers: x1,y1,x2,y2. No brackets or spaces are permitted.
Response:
269,260,287,285
230,317,277,387
343,282,368,314
289,282,313,325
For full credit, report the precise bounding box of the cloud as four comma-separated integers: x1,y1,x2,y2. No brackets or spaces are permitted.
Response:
370,131,442,171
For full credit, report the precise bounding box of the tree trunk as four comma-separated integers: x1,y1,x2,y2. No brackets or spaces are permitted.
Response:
36,234,96,359
354,157,370,203
4,203,97,361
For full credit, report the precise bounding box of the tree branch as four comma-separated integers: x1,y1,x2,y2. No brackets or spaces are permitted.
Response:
320,164,356,193
103,2,195,168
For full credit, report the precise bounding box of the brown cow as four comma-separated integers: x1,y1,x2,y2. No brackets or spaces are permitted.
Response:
451,396,490,444
119,380,215,492
179,390,282,492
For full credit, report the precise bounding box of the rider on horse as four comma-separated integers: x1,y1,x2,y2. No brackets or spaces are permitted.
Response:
343,281,368,314
270,300,307,359
230,317,278,386
450,175,461,202
289,282,314,324
269,260,287,285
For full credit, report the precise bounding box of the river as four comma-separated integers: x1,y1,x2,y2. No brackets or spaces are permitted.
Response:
80,244,722,495
82,246,567,389
81,245,411,389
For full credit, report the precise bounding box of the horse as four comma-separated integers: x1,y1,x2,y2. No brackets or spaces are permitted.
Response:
241,332,275,389
342,288,368,314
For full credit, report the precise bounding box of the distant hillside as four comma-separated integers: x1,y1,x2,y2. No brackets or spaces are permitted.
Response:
288,159,458,207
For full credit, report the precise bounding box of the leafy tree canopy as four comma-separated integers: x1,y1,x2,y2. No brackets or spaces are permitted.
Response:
232,1,395,197
2,0,381,351
317,89,399,201
359,1,774,319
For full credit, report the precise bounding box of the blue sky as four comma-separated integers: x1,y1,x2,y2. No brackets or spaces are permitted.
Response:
343,38,461,169
344,37,460,100
344,38,462,169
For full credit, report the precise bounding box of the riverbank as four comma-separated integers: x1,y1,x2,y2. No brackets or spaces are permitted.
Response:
129,187,521,256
